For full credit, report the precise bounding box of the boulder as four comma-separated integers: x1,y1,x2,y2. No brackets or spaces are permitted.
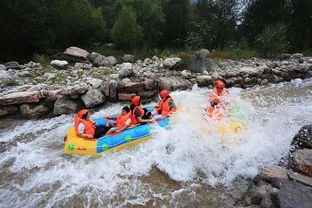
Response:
163,57,182,69
3,61,23,70
0,91,41,105
63,46,89,59
103,82,110,97
122,54,135,63
118,63,133,79
121,78,131,84
0,109,8,117
159,77,192,91
40,90,63,101
0,64,7,70
0,70,10,85
291,53,304,59
80,88,105,108
53,96,78,115
109,80,118,102
137,90,157,103
287,169,312,187
199,49,210,57
291,125,312,150
124,82,144,93
50,60,68,69
196,75,213,86
289,149,312,177
181,70,192,79
19,104,50,119
88,52,117,67
118,93,136,101
144,79,158,90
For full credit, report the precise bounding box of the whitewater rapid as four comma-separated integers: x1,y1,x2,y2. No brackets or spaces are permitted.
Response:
0,79,312,207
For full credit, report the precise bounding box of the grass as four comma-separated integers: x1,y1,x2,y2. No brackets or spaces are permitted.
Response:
33,53,51,67
5,79,19,86
302,50,312,57
209,48,259,60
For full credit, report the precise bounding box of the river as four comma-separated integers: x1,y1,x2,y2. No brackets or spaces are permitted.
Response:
1,79,312,208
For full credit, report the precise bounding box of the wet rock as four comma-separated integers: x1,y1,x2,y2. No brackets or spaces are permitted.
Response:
144,79,158,90
19,104,50,119
63,46,89,59
80,88,105,108
125,82,144,93
3,61,23,70
0,91,41,105
122,54,135,63
196,75,213,86
138,90,157,103
159,76,192,91
53,96,78,115
291,125,312,150
118,93,136,101
163,57,182,69
118,63,133,79
259,166,289,180
0,64,7,70
109,80,118,102
287,169,312,187
289,149,312,177
50,60,68,69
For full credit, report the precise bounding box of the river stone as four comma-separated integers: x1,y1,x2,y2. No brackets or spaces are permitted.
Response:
0,109,8,117
291,53,303,59
80,88,105,108
122,54,135,62
163,57,182,69
50,60,68,69
0,70,10,84
291,125,312,150
3,61,22,70
144,79,157,90
0,91,41,105
19,104,50,119
118,63,133,79
259,166,288,180
121,78,131,84
196,75,213,86
287,169,312,187
289,149,312,177
125,82,144,93
159,76,192,91
109,80,118,102
63,46,89,59
0,64,7,70
53,96,78,115
118,93,136,101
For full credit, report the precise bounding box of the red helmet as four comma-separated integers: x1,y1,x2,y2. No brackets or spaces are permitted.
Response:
131,96,141,105
211,99,220,104
159,90,169,98
78,109,89,118
215,80,225,89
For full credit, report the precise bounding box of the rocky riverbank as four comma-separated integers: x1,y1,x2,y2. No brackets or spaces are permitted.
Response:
0,46,312,119
235,125,312,208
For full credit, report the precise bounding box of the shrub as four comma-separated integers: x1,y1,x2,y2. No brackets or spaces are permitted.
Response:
33,53,50,67
5,79,19,86
255,23,288,58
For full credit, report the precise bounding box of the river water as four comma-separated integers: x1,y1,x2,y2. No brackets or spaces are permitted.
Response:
1,79,312,208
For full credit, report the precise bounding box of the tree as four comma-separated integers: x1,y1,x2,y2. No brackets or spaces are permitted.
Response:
161,0,190,47
111,6,143,49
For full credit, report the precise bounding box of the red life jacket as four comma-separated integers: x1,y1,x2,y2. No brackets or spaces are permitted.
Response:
130,106,145,124
207,106,223,120
155,97,176,116
74,115,96,136
210,87,228,104
115,113,131,129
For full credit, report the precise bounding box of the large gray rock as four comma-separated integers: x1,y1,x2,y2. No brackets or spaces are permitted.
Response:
122,54,135,63
80,88,105,108
3,61,23,69
0,64,7,70
63,46,89,59
0,70,10,85
159,76,192,91
50,60,68,69
291,125,312,150
118,63,133,79
196,75,213,86
88,52,117,67
287,169,312,187
0,91,41,105
289,149,312,177
163,57,182,69
53,96,78,115
19,104,50,119
190,51,217,73
109,80,118,102
124,82,144,93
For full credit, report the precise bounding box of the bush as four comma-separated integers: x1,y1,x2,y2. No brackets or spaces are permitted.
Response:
5,79,19,86
33,54,50,67
255,23,288,58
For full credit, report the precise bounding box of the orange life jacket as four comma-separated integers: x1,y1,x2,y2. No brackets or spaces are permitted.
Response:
210,87,228,104
74,115,96,136
155,97,176,116
130,106,145,124
207,106,223,120
115,113,131,129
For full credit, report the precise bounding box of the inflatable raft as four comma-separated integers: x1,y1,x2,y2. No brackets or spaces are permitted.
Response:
64,107,172,156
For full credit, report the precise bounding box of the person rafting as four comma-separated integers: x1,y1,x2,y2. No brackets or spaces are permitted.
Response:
104,106,132,136
207,80,228,120
74,109,111,139
152,90,177,121
130,95,154,125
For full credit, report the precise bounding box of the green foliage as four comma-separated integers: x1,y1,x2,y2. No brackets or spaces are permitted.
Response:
5,79,19,86
302,50,312,57
32,54,51,67
186,20,215,49
255,23,288,58
112,6,143,49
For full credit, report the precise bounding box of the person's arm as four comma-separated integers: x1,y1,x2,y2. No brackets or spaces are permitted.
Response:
77,123,93,138
137,116,154,123
106,115,118,119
